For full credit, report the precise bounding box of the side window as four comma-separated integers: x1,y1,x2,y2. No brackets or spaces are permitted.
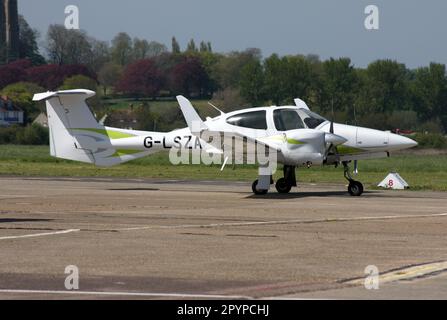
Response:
226,111,267,130
273,109,305,131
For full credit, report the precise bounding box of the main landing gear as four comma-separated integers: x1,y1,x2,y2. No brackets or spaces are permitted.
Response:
251,163,364,196
343,161,364,196
252,165,297,195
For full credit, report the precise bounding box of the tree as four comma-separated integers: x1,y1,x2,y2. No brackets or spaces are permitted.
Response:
46,25,92,65
98,63,123,95
171,37,180,54
319,58,357,116
213,49,262,89
132,38,150,60
111,32,133,66
359,60,410,114
263,54,288,105
200,41,209,53
411,63,447,131
1,82,44,120
147,41,167,57
59,75,98,91
26,64,96,90
116,59,164,98
0,59,30,89
18,15,45,65
282,55,317,104
169,56,210,97
239,60,264,105
186,39,197,52
88,39,110,72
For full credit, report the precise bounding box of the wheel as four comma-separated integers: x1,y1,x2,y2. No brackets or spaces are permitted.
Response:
252,180,268,195
275,178,292,194
348,181,364,196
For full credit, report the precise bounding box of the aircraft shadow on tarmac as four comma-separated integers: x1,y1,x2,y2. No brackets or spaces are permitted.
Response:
0,218,53,223
246,190,382,199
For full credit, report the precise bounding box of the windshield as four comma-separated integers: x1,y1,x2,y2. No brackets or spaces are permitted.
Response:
297,109,328,129
273,109,305,131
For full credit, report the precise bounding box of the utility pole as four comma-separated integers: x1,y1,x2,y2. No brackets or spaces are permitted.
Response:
1,0,19,63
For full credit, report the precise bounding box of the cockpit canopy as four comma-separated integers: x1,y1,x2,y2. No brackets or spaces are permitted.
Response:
225,108,327,131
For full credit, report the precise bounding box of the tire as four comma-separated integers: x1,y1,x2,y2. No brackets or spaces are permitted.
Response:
252,180,268,195
275,178,292,194
348,181,364,196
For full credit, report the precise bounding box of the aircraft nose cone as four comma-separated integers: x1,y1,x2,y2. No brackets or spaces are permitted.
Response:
388,133,418,150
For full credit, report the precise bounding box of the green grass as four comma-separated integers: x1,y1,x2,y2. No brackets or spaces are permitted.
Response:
0,145,446,191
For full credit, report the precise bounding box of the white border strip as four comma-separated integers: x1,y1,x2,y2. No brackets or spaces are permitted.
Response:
0,289,251,299
0,229,80,240
118,213,447,231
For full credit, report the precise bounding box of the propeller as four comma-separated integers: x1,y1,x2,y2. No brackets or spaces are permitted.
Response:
324,98,341,161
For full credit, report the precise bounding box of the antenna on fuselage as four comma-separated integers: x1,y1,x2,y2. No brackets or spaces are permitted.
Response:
207,101,225,116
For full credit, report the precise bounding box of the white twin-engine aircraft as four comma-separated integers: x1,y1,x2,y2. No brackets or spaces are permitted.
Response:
33,89,417,196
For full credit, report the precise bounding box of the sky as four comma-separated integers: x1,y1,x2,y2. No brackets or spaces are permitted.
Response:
19,0,447,68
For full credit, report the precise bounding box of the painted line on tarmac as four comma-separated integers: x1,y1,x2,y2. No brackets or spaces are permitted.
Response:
345,261,447,285
0,229,80,240
0,289,252,299
117,213,447,231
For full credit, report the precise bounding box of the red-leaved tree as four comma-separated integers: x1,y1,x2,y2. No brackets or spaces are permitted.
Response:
0,59,32,89
116,59,164,98
169,56,210,97
26,64,96,90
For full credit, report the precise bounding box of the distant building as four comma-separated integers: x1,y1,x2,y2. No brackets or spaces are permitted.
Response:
33,112,48,127
0,0,19,63
105,109,138,130
0,96,24,125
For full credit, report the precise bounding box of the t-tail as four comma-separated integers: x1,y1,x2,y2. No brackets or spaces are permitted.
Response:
33,89,156,166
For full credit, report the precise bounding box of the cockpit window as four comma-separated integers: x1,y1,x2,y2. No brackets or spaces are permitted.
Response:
297,109,327,129
273,109,305,131
226,110,267,130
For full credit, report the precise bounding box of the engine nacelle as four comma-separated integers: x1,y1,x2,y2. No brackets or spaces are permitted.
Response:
281,129,325,166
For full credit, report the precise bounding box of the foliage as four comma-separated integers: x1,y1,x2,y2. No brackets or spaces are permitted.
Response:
169,56,210,97
413,133,447,149
116,59,164,97
18,15,46,65
0,124,48,145
59,75,98,91
0,59,30,88
26,64,96,90
98,63,123,95
0,81,44,120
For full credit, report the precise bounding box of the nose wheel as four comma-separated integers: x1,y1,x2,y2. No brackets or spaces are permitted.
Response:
348,180,364,196
343,161,364,196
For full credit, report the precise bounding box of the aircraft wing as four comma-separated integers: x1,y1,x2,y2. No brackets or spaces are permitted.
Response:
327,151,389,163
200,129,281,155
176,95,281,158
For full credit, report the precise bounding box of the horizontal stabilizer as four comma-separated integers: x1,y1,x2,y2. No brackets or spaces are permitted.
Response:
33,89,96,102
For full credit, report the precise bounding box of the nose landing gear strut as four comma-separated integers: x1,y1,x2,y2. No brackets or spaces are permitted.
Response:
343,161,364,196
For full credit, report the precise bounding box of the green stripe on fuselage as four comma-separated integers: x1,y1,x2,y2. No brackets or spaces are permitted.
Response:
286,138,305,145
336,145,364,155
265,135,305,145
110,149,143,157
73,128,135,139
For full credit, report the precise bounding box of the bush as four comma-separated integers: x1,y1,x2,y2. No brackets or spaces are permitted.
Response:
0,124,48,145
413,133,447,149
